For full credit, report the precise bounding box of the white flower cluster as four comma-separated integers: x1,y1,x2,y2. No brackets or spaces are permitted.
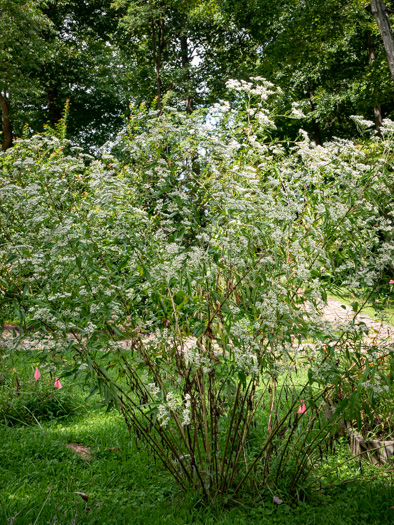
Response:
226,78,279,99
361,381,389,395
147,382,160,398
157,392,191,427
183,343,212,373
291,102,306,119
350,115,375,129
182,394,191,426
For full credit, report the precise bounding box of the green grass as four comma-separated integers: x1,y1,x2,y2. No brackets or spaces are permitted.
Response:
0,390,393,523
1,351,393,524
1,405,393,525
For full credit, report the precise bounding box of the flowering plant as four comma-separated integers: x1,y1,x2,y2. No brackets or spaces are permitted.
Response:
1,79,393,498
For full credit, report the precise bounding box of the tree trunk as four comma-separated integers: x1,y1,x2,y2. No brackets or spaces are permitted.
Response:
151,16,165,114
371,0,394,83
367,31,383,135
0,93,13,151
308,94,322,146
46,85,62,126
180,31,197,173
180,34,193,114
374,103,383,132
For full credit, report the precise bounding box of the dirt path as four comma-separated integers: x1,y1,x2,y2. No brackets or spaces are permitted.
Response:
322,297,393,343
2,297,393,349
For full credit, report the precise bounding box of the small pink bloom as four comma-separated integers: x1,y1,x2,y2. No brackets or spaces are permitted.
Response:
389,280,394,284
34,367,41,381
298,400,307,414
54,378,63,389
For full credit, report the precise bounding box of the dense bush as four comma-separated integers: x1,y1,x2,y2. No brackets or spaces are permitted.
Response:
1,79,393,499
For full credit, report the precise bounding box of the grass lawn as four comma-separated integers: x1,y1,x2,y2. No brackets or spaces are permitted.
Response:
1,405,394,525
1,353,393,525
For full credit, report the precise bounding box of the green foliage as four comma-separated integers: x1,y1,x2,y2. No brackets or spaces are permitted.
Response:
220,0,394,141
0,376,79,427
0,0,51,89
0,346,81,426
0,0,52,149
0,353,393,523
1,79,394,499
0,0,260,150
5,0,394,149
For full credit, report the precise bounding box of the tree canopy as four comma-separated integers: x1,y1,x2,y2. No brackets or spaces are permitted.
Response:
1,0,394,149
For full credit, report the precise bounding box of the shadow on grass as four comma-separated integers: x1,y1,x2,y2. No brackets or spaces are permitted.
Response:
0,407,393,524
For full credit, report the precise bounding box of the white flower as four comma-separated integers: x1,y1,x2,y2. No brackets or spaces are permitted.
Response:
350,115,374,129
291,102,306,119
182,394,191,426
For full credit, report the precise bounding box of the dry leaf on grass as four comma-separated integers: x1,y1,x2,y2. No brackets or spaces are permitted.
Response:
66,443,92,461
74,492,89,503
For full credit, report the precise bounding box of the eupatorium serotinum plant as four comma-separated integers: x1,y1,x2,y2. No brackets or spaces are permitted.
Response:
1,79,393,499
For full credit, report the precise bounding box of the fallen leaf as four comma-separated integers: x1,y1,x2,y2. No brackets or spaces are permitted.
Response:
74,492,89,503
66,443,92,461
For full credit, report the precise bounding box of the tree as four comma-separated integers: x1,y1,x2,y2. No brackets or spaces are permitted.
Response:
0,1,138,151
371,0,394,82
30,0,131,150
219,0,394,142
113,0,258,114
0,0,51,150
0,0,257,150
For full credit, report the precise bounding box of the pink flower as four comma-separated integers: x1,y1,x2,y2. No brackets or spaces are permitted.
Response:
34,367,41,381
389,280,394,284
298,400,307,414
54,378,63,389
